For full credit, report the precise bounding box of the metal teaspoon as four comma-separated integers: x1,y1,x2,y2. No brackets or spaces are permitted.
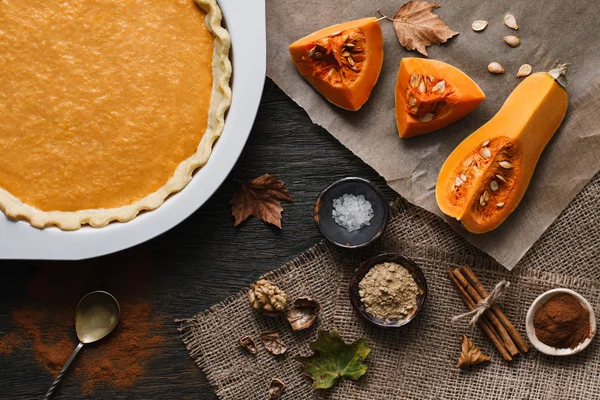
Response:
44,291,120,399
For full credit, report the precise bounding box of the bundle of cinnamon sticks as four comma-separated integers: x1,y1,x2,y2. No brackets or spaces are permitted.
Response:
448,265,528,361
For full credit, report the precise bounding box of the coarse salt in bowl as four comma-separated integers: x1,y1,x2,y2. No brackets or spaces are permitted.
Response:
313,177,389,248
331,193,374,232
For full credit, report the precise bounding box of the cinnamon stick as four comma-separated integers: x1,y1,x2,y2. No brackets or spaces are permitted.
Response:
451,269,519,357
461,265,529,353
447,269,512,361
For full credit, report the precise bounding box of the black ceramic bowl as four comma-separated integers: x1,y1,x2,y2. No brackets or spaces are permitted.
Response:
349,253,427,328
314,177,389,249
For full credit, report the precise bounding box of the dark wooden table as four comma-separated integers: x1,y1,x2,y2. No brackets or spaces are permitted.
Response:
0,79,397,399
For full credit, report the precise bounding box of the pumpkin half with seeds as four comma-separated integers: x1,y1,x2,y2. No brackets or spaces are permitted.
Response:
289,18,383,111
395,58,486,138
436,64,570,233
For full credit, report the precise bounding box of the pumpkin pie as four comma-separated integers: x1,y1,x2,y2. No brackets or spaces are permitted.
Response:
0,0,232,230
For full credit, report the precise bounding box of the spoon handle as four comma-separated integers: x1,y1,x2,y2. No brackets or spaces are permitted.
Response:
44,342,84,400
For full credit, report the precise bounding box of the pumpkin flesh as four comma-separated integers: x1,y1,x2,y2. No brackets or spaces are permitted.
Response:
289,18,383,111
395,58,485,138
436,71,569,233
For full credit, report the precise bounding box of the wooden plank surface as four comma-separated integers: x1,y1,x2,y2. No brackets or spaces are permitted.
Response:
0,79,397,399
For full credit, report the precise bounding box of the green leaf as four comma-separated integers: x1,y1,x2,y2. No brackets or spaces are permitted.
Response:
297,330,370,389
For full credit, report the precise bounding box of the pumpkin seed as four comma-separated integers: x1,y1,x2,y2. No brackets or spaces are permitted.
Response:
461,174,467,181
419,113,435,123
455,177,464,187
342,51,351,57
482,140,490,147
517,64,532,78
499,161,513,169
472,20,489,32
504,14,518,30
308,47,316,58
318,38,330,47
406,89,411,100
480,195,486,206
345,43,355,48
504,35,521,47
432,80,446,93
410,74,420,88
490,181,499,191
497,202,505,208
429,75,436,82
483,191,489,201
480,147,492,158
409,96,417,106
418,79,426,93
329,31,341,36
488,62,505,74
347,56,355,66
313,52,324,60
495,174,507,183
328,68,336,77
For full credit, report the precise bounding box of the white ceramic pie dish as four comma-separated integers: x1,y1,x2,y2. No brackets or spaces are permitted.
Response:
0,0,266,260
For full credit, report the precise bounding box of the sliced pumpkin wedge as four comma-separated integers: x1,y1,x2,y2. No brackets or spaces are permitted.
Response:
395,58,485,138
436,64,570,233
289,18,384,111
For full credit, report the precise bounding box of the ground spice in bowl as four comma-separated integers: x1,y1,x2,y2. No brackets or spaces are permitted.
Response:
533,293,591,349
358,261,419,320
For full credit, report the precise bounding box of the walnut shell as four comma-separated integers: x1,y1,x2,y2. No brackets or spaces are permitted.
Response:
268,378,286,399
238,336,257,355
259,330,287,355
286,297,320,331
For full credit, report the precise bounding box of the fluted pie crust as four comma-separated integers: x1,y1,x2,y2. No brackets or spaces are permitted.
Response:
0,0,231,230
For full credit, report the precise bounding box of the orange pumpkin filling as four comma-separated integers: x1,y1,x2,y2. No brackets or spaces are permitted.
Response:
0,0,214,212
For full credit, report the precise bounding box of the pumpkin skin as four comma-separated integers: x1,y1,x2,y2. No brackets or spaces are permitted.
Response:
395,58,485,138
436,69,569,234
289,18,383,111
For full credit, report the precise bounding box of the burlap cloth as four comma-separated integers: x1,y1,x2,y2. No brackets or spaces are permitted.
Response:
180,173,599,399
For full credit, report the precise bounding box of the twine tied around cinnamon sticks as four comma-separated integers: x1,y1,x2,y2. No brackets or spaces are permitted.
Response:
448,266,528,361
451,280,510,329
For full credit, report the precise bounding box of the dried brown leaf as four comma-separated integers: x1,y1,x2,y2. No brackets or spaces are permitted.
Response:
456,335,490,368
384,1,459,56
230,174,292,228
260,330,287,355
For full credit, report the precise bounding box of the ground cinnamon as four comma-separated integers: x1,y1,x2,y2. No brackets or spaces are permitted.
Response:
533,293,591,349
0,331,22,355
0,260,164,395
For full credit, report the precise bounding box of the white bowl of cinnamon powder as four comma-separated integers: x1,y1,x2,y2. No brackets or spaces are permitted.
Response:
526,288,596,356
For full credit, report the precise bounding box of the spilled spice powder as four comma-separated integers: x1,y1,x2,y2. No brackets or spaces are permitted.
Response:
77,302,163,394
0,257,164,394
0,331,22,355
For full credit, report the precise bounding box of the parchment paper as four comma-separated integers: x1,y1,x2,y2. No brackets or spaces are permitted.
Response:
266,0,600,269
